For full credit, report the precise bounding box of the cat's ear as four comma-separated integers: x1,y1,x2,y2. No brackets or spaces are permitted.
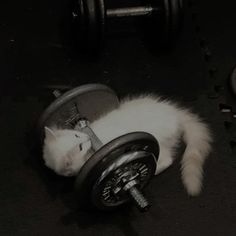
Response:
83,139,92,150
44,127,57,140
79,133,90,143
77,138,92,152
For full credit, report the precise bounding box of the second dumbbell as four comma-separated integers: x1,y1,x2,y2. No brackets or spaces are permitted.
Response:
72,0,183,52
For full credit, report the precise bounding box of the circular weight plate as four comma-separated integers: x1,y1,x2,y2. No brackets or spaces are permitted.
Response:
73,0,105,52
163,0,183,43
91,151,156,210
98,0,105,42
38,83,119,141
72,0,86,48
74,132,159,210
229,66,236,96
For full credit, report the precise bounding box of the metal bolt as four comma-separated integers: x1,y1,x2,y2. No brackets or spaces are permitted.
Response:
128,186,150,211
123,180,150,211
52,89,61,98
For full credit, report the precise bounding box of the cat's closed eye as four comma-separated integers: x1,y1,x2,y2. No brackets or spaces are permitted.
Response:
75,134,80,138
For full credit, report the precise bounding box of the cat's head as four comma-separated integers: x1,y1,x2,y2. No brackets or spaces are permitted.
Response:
43,127,92,177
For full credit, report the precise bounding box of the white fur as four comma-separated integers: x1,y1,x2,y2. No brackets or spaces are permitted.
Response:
43,95,212,196
43,127,92,176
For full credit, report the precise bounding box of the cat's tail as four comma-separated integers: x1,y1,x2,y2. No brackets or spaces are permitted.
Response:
179,109,212,196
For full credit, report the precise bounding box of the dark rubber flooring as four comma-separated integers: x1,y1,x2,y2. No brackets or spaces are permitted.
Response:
0,0,236,235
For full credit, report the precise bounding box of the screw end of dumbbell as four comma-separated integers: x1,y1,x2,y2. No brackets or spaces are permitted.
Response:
127,185,151,212
139,202,151,213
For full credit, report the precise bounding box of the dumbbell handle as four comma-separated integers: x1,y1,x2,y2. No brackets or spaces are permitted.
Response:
106,6,160,18
52,90,103,151
75,119,103,151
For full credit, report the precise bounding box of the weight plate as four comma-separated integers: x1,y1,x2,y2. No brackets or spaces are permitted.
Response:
74,132,159,210
229,65,236,96
73,0,105,52
163,0,183,43
72,0,86,48
91,151,156,210
98,0,105,41
38,83,119,142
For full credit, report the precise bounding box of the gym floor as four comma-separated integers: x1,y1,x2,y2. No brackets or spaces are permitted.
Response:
0,0,236,235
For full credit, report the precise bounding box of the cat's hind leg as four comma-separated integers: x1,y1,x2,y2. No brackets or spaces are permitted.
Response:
155,148,174,175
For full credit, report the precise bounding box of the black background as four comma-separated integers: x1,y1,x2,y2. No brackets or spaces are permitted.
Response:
0,0,236,235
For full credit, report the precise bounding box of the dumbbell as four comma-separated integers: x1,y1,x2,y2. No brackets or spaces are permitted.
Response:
38,84,159,211
72,0,183,52
229,65,236,96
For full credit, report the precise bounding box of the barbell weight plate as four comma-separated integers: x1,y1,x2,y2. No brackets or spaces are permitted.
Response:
98,0,105,42
84,0,105,50
72,0,86,50
229,65,236,96
38,83,119,142
74,132,159,210
164,0,183,43
73,0,105,52
91,151,156,210
141,0,183,48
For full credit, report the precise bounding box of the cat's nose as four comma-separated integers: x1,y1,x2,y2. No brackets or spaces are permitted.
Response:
65,172,74,177
61,169,75,177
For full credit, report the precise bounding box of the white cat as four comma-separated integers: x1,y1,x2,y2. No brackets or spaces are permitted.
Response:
43,94,212,196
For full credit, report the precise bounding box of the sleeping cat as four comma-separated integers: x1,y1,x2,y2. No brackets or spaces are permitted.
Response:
43,94,212,196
